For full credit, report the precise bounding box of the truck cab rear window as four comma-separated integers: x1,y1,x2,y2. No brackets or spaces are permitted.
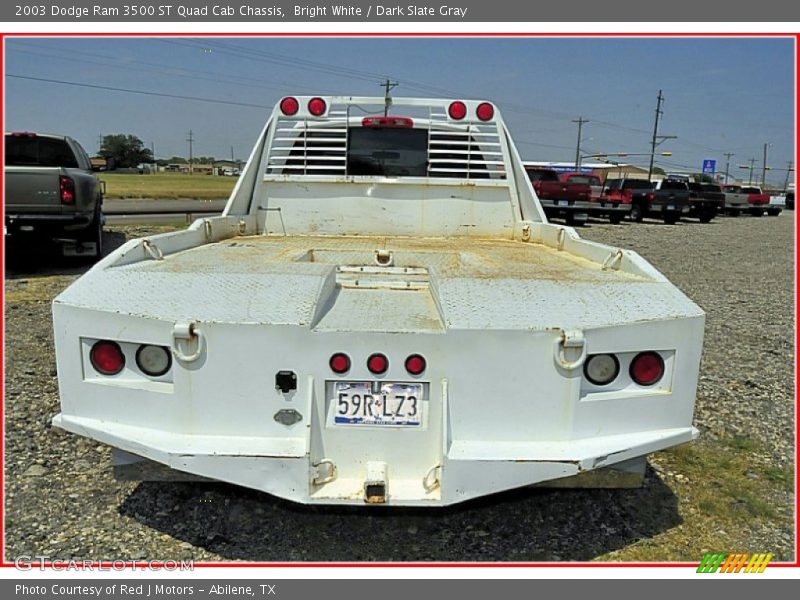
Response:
5,136,78,168
346,128,428,177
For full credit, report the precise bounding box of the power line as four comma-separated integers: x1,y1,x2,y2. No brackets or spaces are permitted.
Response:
6,74,271,109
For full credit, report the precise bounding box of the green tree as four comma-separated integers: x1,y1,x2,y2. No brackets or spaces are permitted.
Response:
99,134,153,168
652,167,666,175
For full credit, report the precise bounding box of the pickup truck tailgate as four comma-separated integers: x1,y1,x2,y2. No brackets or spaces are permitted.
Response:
4,167,63,214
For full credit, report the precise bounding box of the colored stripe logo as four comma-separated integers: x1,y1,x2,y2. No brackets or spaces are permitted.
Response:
697,553,773,573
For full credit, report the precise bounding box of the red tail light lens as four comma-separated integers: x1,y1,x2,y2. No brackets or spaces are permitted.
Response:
405,354,426,375
279,96,299,116
476,102,495,121
307,97,327,116
448,101,467,120
59,176,75,205
630,352,665,386
90,340,125,376
367,353,389,375
329,353,351,374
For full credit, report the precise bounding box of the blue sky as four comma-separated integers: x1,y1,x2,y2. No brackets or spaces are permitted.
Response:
4,37,795,184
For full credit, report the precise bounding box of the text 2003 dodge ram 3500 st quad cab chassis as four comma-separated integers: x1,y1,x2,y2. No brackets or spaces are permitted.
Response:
52,96,704,506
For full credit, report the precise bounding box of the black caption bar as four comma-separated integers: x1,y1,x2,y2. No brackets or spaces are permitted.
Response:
3,0,800,21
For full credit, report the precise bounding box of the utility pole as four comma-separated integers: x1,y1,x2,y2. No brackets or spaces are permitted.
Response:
380,78,398,116
647,90,676,181
230,145,234,162
746,158,756,184
187,129,194,175
761,143,770,186
572,116,589,170
723,152,735,184
150,141,155,158
783,161,794,193
97,134,103,153
648,90,664,181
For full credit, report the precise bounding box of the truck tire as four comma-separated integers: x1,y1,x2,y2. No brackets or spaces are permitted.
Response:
750,208,764,217
630,203,644,223
728,208,740,217
609,213,623,225
767,209,780,216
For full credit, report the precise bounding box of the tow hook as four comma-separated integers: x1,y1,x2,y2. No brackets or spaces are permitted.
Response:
172,321,204,363
554,329,587,371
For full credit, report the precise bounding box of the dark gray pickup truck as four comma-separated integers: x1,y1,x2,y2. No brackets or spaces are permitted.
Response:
4,132,104,258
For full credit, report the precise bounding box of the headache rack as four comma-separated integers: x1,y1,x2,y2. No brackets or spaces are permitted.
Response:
265,98,507,180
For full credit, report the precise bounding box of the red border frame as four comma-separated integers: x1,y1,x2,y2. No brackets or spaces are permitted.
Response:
0,30,797,571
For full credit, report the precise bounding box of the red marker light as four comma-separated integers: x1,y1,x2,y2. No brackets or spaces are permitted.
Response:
308,97,327,116
329,353,351,374
367,353,389,375
448,101,467,120
90,340,125,376
405,354,426,376
280,97,299,116
476,102,494,121
630,352,665,386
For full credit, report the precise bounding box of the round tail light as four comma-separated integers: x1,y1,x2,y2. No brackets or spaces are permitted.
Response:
448,101,467,120
630,352,665,386
136,344,172,377
307,97,327,117
329,353,351,375
584,354,619,386
367,353,389,375
476,102,495,121
405,354,426,376
90,340,125,376
280,96,299,116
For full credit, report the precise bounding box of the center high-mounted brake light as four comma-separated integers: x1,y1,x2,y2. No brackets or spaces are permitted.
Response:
362,116,414,128
59,176,75,205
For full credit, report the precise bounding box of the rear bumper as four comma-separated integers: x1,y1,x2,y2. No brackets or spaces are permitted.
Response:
53,412,698,506
5,212,93,235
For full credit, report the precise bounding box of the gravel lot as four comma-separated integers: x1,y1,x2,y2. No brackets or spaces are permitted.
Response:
4,213,795,563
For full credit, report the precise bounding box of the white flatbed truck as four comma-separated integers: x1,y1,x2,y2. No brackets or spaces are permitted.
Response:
52,96,704,506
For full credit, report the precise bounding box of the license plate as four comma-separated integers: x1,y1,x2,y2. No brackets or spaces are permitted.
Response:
667,205,676,211
558,200,569,207
333,382,423,427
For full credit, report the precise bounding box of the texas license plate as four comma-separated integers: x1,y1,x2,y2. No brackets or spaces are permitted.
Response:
332,382,423,426
558,200,569,207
